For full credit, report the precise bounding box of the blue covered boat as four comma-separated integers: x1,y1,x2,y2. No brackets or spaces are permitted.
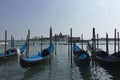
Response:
0,42,27,60
20,43,54,68
73,43,90,65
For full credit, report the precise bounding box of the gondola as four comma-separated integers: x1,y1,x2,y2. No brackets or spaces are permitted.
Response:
73,43,90,65
111,52,120,58
0,42,27,60
20,43,54,68
87,45,120,67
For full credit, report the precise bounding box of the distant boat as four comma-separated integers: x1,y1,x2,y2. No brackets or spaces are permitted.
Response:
0,41,8,45
20,43,54,68
73,43,90,65
0,42,27,60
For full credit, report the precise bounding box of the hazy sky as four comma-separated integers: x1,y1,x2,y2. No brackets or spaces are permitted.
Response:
0,0,120,40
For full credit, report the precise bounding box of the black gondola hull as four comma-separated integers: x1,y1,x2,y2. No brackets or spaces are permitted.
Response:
87,46,120,67
20,55,51,68
74,55,90,65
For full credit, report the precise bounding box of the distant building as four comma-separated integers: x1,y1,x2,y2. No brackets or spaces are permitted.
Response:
31,32,80,42
53,32,68,41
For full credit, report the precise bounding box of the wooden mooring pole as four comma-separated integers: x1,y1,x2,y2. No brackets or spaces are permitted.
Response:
11,35,13,48
91,28,97,80
41,35,43,52
11,35,14,48
81,34,83,49
92,28,96,54
26,29,30,58
97,33,99,48
70,28,72,68
55,34,57,55
114,28,116,54
117,32,120,52
106,33,109,54
13,36,14,48
50,27,52,45
68,35,70,56
5,30,7,56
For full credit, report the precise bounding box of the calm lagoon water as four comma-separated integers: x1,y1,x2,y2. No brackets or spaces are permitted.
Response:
0,41,120,80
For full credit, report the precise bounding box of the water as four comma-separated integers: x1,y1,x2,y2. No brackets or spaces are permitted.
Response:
0,41,120,80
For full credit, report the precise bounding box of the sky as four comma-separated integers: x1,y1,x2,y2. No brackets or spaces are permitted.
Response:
0,0,120,40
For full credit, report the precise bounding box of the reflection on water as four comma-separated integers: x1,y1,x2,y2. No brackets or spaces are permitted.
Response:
22,60,50,80
74,61,92,80
0,56,25,80
78,64,91,80
97,62,120,80
90,61,112,80
0,41,120,80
